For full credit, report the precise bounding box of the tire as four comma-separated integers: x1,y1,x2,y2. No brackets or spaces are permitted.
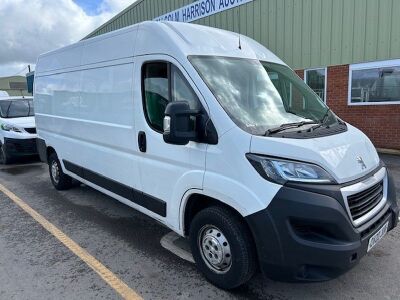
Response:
48,153,72,190
189,206,257,290
0,143,11,165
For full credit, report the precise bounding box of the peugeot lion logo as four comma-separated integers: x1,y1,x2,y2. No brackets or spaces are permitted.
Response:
357,156,367,170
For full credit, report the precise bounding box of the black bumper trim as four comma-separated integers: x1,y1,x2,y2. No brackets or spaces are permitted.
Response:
245,169,399,282
3,138,38,157
36,138,47,162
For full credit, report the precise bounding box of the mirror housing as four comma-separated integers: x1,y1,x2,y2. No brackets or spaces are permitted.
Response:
163,101,199,145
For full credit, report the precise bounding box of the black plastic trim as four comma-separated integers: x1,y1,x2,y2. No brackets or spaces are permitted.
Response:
36,138,47,162
3,137,38,157
266,123,348,139
63,160,167,217
245,167,398,282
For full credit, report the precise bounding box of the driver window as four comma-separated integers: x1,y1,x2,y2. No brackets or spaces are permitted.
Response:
143,62,169,131
143,62,200,132
171,65,200,110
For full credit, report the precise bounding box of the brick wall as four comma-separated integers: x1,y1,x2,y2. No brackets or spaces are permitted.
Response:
295,65,400,150
295,70,304,80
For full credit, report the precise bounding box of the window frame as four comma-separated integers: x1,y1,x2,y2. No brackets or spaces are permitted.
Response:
304,67,327,104
141,60,171,133
348,59,400,106
141,60,203,134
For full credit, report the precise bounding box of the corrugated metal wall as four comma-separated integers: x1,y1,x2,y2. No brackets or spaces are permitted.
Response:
85,0,400,70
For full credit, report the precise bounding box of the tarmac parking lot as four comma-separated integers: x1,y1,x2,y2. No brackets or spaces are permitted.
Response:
0,155,399,300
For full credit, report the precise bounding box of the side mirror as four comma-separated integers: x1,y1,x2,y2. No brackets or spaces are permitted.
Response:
163,101,199,145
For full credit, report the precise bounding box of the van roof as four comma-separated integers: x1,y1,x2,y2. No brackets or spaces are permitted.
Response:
36,21,285,75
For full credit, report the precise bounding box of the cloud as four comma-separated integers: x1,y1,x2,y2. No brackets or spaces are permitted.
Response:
0,0,135,77
99,0,135,14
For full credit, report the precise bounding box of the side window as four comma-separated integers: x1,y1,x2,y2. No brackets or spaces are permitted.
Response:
171,65,200,110
143,62,169,131
143,62,201,132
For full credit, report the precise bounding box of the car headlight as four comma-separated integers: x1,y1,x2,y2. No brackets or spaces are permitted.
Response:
246,154,336,184
1,123,22,133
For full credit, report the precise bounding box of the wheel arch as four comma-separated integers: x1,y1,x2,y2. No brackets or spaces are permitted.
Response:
36,137,56,164
182,192,249,237
46,146,56,163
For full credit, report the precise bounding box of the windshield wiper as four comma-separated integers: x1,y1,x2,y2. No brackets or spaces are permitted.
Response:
320,108,331,124
265,121,319,136
308,108,332,131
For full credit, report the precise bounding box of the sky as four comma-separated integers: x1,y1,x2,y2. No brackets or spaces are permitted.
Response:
0,0,136,77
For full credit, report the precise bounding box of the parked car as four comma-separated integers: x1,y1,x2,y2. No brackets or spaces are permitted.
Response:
0,96,37,164
34,21,399,289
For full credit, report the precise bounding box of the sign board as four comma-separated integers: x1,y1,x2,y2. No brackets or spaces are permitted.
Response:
154,0,254,23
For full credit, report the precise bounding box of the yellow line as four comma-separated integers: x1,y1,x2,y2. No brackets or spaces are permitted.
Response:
0,183,142,300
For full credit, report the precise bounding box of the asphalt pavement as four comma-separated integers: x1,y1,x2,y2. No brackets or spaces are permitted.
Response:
0,155,399,300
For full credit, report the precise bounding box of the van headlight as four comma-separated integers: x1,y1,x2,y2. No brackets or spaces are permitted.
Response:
1,123,22,133
246,154,336,184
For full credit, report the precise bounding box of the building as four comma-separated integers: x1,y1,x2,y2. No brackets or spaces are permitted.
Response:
86,0,400,150
0,76,31,97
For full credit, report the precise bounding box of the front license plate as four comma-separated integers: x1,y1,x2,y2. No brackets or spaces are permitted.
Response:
367,222,389,252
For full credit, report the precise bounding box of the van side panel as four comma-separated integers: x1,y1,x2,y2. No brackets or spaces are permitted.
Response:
35,44,83,74
81,27,138,65
35,61,141,191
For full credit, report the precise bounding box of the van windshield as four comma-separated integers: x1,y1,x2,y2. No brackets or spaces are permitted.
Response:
189,56,338,135
0,99,34,118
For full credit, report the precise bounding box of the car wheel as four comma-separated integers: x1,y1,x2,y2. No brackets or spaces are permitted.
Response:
0,143,11,165
48,153,72,190
189,206,257,290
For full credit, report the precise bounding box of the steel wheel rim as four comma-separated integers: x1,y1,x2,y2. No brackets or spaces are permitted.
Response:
51,161,60,184
198,225,232,274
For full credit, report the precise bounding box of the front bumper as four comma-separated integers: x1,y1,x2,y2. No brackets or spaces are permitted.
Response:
246,167,399,282
3,138,38,157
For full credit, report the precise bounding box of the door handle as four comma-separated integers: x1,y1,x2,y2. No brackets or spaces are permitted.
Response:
138,131,147,152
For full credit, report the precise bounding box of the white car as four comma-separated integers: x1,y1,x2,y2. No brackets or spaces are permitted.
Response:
0,96,37,164
34,21,399,289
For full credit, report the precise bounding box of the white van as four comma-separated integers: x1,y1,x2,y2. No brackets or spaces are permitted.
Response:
0,96,37,164
34,22,399,289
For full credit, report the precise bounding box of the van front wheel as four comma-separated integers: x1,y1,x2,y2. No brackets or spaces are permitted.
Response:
189,206,256,290
48,153,72,190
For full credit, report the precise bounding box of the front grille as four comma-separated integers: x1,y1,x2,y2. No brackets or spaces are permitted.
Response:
24,127,36,134
12,140,37,154
360,209,391,239
347,181,384,221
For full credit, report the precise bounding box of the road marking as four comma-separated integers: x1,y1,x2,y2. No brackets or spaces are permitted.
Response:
0,183,142,300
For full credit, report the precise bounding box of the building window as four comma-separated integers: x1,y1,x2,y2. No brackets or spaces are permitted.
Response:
349,59,400,105
304,68,327,103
